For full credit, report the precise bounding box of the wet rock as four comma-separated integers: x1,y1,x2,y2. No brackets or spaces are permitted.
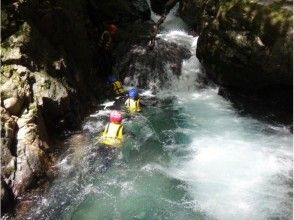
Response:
13,103,49,196
3,97,24,116
196,1,293,89
1,65,31,117
116,36,191,88
89,0,150,24
32,71,69,113
1,176,15,213
150,0,169,15
180,0,293,123
1,109,17,213
1,0,154,215
1,107,17,149
181,0,292,90
131,0,151,21
1,107,18,182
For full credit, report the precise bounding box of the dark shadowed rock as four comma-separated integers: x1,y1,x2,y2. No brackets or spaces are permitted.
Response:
115,34,191,89
1,176,15,214
1,0,152,215
196,1,293,90
180,0,293,124
13,103,50,196
150,0,168,15
1,107,17,182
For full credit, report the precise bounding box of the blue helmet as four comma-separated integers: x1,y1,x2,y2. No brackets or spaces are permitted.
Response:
128,88,139,98
107,75,116,83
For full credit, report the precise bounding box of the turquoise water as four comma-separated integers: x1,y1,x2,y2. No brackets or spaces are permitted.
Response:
27,85,292,220
25,13,292,220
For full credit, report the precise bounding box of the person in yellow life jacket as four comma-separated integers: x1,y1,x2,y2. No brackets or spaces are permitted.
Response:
100,111,124,147
125,88,143,113
107,75,125,97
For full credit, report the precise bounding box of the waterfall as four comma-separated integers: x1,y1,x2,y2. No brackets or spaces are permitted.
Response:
22,3,292,220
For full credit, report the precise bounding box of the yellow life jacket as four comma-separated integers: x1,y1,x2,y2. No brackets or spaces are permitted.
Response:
100,122,124,147
112,80,124,96
126,98,142,112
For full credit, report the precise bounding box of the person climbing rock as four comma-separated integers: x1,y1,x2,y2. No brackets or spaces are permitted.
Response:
98,23,118,51
147,13,167,50
147,14,167,50
147,0,182,50
98,23,118,81
99,111,124,147
156,14,167,27
125,87,143,112
147,24,160,50
147,0,178,50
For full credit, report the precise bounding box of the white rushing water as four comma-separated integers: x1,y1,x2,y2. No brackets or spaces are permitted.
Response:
23,5,292,220
152,8,293,220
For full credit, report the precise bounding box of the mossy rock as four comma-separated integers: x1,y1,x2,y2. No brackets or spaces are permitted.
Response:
195,0,293,90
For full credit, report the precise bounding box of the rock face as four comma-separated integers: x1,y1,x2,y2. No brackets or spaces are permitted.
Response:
150,0,169,15
180,0,293,123
14,103,50,196
1,176,15,213
117,36,191,89
1,0,151,215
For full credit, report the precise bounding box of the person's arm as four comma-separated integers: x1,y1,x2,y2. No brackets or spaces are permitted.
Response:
140,97,158,106
147,25,159,49
124,98,129,107
139,98,146,107
104,31,112,51
94,124,107,144
123,126,136,138
98,31,106,48
97,126,105,134
156,15,166,27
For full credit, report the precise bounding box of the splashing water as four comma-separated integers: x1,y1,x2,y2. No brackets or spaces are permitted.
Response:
23,7,292,220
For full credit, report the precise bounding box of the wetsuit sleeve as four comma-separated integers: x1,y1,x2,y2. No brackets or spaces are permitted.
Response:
98,31,112,50
124,127,136,138
125,99,129,106
140,99,146,107
140,97,158,106
104,32,112,50
156,16,166,27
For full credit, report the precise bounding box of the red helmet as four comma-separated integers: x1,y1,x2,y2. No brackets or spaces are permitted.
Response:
110,111,122,124
107,24,118,34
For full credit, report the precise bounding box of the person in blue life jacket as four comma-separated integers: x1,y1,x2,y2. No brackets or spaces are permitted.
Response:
99,111,125,148
125,87,144,113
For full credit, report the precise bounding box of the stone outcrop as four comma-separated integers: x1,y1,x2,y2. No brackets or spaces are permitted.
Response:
1,0,151,215
1,176,15,213
13,102,50,196
117,37,191,89
179,0,293,123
